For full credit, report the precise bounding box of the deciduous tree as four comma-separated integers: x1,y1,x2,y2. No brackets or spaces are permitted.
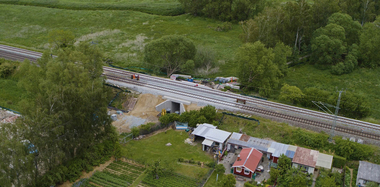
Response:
144,35,196,77
48,30,75,49
220,174,236,187
279,84,304,104
236,41,281,96
359,16,380,68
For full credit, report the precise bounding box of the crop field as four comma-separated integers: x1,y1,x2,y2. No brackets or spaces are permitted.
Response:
142,172,200,187
87,160,146,187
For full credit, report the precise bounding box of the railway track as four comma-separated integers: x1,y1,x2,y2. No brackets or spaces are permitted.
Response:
105,73,380,141
1,44,379,141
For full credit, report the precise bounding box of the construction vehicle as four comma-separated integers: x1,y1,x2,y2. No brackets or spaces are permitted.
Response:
130,74,140,80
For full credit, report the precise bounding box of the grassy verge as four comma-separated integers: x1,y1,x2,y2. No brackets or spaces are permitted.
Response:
204,171,218,187
121,129,213,163
0,0,183,16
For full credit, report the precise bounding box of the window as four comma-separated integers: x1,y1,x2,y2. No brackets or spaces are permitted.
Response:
236,167,242,173
244,169,250,175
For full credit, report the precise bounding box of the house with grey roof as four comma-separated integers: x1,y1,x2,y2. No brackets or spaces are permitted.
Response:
356,161,380,186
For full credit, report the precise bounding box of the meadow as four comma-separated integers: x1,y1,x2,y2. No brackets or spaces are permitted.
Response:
0,0,183,15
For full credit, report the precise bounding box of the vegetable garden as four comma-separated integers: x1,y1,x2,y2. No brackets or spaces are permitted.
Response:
84,160,146,187
142,172,200,187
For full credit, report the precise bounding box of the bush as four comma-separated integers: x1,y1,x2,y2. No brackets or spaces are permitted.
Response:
0,62,16,78
332,155,346,168
206,162,216,168
178,157,184,162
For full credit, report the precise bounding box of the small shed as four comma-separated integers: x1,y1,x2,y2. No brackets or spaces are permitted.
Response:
269,142,289,167
292,147,319,174
227,132,272,155
192,123,231,151
232,148,263,178
356,161,380,186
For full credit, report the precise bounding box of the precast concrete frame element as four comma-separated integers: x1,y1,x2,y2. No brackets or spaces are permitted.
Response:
155,96,191,114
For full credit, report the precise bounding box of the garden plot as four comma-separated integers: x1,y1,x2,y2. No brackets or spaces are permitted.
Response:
142,172,200,187
88,160,146,187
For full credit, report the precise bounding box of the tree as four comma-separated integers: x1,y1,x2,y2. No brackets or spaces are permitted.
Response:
236,41,281,96
48,29,75,49
311,22,358,75
199,105,216,123
339,0,378,25
144,35,196,77
359,17,380,68
0,123,35,186
277,168,311,187
279,84,304,104
215,164,226,175
277,154,292,175
268,168,280,184
273,42,292,77
327,13,362,45
17,42,114,182
180,60,195,74
220,174,236,187
311,0,340,30
194,46,216,75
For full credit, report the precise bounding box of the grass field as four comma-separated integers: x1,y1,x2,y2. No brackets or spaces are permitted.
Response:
0,4,242,76
122,129,213,163
0,0,183,16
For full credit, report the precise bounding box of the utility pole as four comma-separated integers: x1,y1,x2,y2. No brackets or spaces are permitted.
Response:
312,89,345,142
329,89,345,141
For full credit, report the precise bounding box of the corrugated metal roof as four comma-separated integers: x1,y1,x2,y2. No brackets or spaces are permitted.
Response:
292,147,319,167
227,137,272,153
316,153,333,169
230,132,242,140
192,124,231,143
270,142,289,158
287,145,297,152
357,161,380,184
286,150,295,159
192,123,217,137
202,139,214,146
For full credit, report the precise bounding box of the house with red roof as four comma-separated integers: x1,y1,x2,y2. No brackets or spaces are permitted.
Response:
231,148,263,178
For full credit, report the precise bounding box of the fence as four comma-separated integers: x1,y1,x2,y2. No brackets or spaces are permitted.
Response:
119,133,133,144
0,105,21,115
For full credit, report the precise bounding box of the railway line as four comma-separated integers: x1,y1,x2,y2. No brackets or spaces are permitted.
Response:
1,44,379,142
103,67,380,141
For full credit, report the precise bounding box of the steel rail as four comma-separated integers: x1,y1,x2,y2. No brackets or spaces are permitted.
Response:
103,67,380,133
105,74,380,141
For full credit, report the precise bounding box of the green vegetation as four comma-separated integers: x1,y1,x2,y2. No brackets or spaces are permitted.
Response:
122,130,213,163
87,160,146,186
0,0,183,16
0,4,242,76
143,172,200,187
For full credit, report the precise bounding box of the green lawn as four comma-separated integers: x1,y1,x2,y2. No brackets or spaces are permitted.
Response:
122,129,213,163
0,78,23,112
281,64,380,120
0,4,242,77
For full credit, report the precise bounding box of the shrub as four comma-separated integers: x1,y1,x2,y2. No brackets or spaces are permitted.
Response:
206,162,216,168
0,62,16,78
178,158,184,162
332,155,346,168
131,127,140,138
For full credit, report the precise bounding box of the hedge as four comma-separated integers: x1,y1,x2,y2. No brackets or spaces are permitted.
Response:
332,155,347,168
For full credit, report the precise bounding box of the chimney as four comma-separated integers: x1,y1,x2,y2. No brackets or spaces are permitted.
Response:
237,154,240,161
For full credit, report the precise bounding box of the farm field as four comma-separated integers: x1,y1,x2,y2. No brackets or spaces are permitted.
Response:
121,130,214,164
